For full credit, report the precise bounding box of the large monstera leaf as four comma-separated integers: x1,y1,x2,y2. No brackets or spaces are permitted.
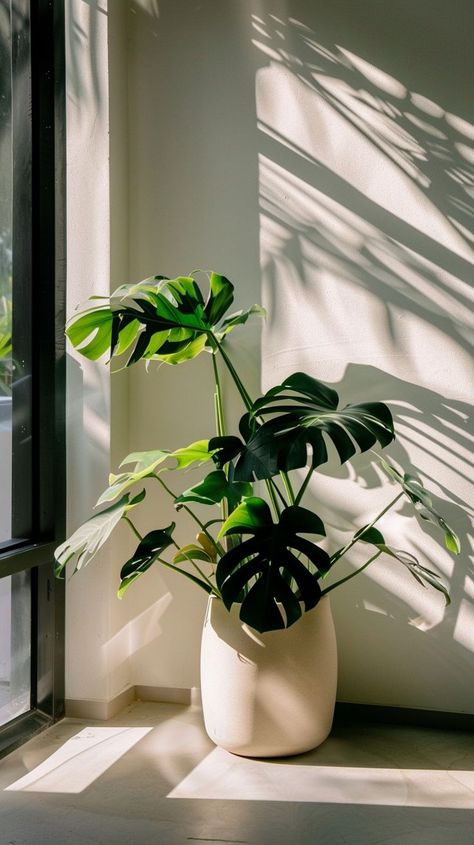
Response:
66,272,264,366
210,372,394,480
216,498,331,632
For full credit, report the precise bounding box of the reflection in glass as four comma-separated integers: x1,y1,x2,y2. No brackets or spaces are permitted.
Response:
0,2,12,542
0,572,31,726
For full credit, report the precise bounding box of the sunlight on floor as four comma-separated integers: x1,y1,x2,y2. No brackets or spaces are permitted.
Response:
5,726,152,793
167,745,474,808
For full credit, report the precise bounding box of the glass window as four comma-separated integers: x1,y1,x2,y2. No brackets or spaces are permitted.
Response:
0,1,13,543
0,0,65,756
0,573,31,727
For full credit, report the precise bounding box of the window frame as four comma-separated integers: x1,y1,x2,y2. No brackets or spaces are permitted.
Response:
0,0,66,758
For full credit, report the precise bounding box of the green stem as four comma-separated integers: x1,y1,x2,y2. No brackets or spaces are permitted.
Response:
266,479,282,518
330,491,404,565
212,352,226,437
269,478,287,509
122,516,143,542
295,463,314,506
213,336,253,411
321,550,382,596
211,352,229,526
153,474,225,557
281,472,296,505
156,556,219,596
170,539,221,597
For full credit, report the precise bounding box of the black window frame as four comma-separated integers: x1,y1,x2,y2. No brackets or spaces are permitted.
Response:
0,0,66,758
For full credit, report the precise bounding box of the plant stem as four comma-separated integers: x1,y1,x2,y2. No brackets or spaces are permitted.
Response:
153,474,225,557
170,539,220,596
281,471,296,505
156,556,220,597
211,352,229,526
266,478,282,518
321,550,382,596
330,491,404,565
295,463,314,506
122,517,143,542
213,336,253,411
212,352,226,437
213,334,284,520
269,478,287,508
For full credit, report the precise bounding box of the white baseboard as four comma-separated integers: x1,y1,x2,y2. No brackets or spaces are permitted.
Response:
65,685,197,720
65,686,136,720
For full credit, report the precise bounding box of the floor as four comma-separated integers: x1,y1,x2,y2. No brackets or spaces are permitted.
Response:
0,702,473,845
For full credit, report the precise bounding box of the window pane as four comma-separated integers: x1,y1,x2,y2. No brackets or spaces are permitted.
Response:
0,2,13,543
0,572,31,726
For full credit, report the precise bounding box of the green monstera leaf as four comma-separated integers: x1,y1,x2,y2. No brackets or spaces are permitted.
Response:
216,498,331,632
96,440,213,506
379,458,461,555
174,470,252,510
357,526,451,605
54,490,146,576
66,272,264,367
210,372,394,481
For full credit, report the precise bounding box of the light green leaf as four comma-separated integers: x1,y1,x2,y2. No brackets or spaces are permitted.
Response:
173,543,214,565
379,458,460,555
170,439,213,469
380,544,451,605
54,491,145,576
97,450,170,504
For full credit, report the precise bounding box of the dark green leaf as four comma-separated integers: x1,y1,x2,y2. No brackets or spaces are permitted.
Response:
118,524,175,597
356,526,386,545
216,500,329,632
215,376,395,481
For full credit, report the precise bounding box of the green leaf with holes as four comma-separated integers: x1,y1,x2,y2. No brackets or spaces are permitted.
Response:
54,490,146,576
216,498,330,632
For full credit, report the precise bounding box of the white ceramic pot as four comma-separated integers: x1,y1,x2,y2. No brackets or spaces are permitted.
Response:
200,595,337,758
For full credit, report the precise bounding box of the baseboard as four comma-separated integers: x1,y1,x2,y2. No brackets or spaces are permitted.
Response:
334,701,474,731
65,685,135,720
135,685,192,706
65,687,474,730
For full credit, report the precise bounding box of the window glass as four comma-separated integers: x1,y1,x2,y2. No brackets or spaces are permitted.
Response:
0,572,31,727
0,2,13,543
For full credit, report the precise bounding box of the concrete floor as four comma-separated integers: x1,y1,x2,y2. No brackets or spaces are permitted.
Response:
0,701,473,845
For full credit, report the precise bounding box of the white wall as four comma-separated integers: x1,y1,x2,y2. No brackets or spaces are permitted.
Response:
65,0,132,705
65,0,474,713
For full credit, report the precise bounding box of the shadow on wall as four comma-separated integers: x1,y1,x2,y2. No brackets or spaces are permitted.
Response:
252,6,473,709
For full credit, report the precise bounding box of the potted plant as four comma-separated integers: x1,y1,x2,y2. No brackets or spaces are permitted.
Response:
55,271,460,757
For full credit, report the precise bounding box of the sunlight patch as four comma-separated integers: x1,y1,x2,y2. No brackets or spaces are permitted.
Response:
168,747,474,808
5,727,152,793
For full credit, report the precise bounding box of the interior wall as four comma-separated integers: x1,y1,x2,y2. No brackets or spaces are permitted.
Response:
65,0,132,705
64,0,473,714
124,0,473,713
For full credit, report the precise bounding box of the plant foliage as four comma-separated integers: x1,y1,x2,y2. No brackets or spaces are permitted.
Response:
55,270,461,633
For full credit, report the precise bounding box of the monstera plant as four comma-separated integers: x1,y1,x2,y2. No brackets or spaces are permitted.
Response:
55,271,459,633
